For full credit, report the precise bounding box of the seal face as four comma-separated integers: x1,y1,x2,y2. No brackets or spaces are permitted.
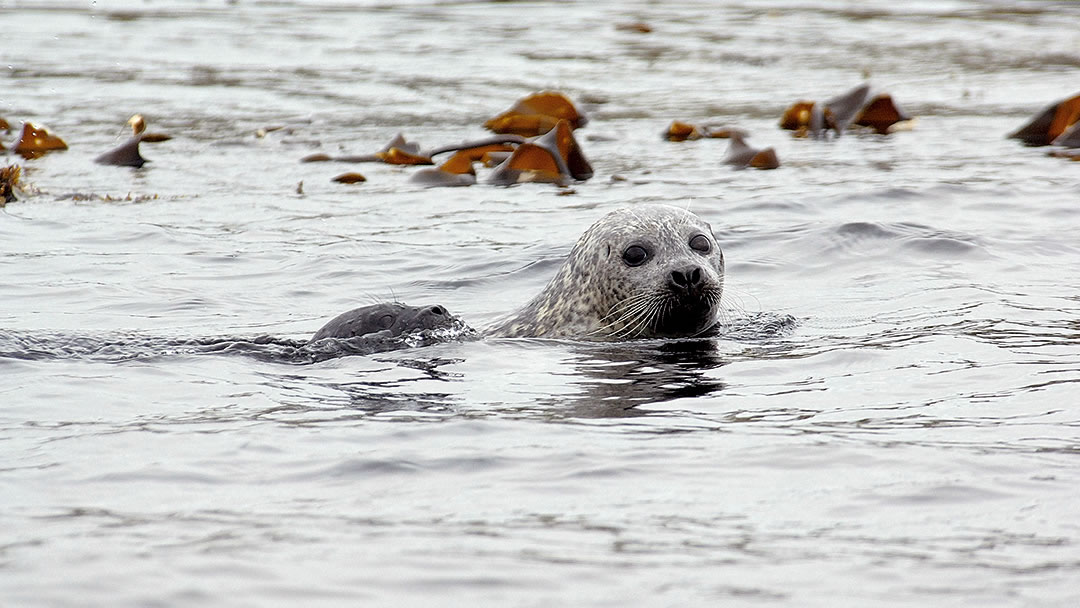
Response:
487,204,725,340
310,303,453,342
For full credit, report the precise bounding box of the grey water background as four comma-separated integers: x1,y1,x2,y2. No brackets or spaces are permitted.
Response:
3,0,1080,605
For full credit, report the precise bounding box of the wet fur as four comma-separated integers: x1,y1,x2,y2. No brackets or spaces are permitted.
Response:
487,205,725,340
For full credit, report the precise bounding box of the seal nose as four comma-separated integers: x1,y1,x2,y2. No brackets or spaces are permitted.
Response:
668,265,703,293
420,305,449,330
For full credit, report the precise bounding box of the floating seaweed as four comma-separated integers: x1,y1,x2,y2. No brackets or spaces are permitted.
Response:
255,125,286,138
410,151,478,188
409,140,529,188
1053,122,1080,148
488,143,566,185
483,91,587,137
723,133,780,170
780,83,911,138
298,94,590,187
1047,150,1080,161
852,94,910,135
13,123,68,159
615,22,652,33
95,114,172,168
425,135,525,157
1009,93,1080,147
301,133,433,165
1,164,21,205
56,192,161,203
331,172,367,184
664,121,702,142
663,121,749,142
378,146,432,167
488,120,593,185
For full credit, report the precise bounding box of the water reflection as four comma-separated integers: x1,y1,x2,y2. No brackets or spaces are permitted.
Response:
554,339,729,418
257,338,732,421
332,356,465,417
259,361,463,424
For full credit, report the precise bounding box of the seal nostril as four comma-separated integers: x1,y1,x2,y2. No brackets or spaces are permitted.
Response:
670,266,703,291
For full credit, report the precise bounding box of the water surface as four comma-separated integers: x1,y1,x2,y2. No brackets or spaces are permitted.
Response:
3,1,1080,606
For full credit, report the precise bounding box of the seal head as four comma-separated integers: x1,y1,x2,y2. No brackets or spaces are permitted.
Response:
487,204,725,340
310,302,453,342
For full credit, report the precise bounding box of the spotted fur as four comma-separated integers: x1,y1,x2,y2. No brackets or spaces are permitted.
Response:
486,204,725,340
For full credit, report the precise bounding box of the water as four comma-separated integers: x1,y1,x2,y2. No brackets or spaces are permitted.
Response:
3,0,1080,605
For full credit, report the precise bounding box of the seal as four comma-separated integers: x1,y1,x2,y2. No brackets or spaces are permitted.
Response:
486,204,725,340
309,302,454,342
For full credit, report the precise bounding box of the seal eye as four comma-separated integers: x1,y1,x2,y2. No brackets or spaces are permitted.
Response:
622,245,649,267
378,314,395,329
689,234,711,253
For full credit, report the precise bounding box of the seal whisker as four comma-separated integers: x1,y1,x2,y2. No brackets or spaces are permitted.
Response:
485,204,726,341
597,290,667,338
641,294,665,336
597,292,655,321
593,293,658,338
620,304,659,338
653,293,677,335
620,291,670,339
592,291,657,330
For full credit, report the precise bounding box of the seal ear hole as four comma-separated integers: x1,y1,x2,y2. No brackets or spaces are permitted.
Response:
622,245,649,267
429,306,446,316
378,314,395,329
689,234,711,253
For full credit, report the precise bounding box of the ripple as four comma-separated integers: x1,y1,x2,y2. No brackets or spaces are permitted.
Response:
5,1,1080,607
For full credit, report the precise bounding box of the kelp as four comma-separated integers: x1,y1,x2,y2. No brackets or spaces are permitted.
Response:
1,164,21,204
95,114,172,167
1010,93,1080,147
663,121,749,142
301,133,433,165
331,172,367,184
13,123,68,159
488,120,593,185
722,133,779,170
484,91,587,137
410,151,478,188
780,83,911,138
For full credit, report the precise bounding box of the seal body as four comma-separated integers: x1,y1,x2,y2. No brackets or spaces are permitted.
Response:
487,204,725,340
310,302,453,342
